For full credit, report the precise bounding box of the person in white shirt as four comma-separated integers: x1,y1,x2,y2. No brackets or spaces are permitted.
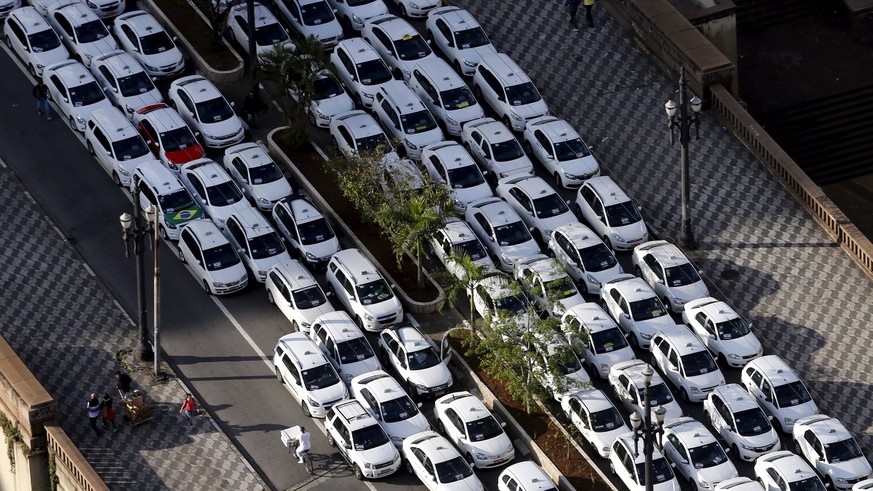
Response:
293,426,311,463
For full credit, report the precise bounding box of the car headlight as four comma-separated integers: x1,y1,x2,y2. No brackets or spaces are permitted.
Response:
783,417,795,426
727,353,741,360
166,222,177,229
83,53,93,63
76,116,86,124
307,397,321,408
125,104,135,114
408,1,420,9
586,274,601,286
212,281,226,287
202,133,217,139
836,477,849,484
673,297,686,305
509,110,523,121
463,59,477,67
344,373,353,382
563,172,578,179
740,442,755,451
364,462,374,469
600,363,609,373
698,479,712,489
413,382,429,392
361,91,374,99
405,139,418,150
475,451,488,460
305,252,318,260
445,116,458,125
391,436,404,446
257,270,266,277
352,14,362,24
544,229,553,237
301,322,310,329
363,312,374,322
239,274,248,283
143,63,159,72
402,68,411,78
86,0,96,7
690,386,701,394
256,197,270,206
500,253,513,265
640,332,653,340
610,233,626,243
36,63,45,70
119,168,131,176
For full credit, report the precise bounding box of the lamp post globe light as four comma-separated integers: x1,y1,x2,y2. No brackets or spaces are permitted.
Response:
120,201,156,363
630,364,667,491
665,67,702,250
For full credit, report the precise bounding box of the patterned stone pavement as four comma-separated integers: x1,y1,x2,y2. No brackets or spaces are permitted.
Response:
450,0,873,447
0,169,265,490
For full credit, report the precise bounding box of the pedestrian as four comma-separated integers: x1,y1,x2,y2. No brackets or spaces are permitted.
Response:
115,370,132,395
584,0,595,27
33,81,52,120
242,86,266,129
566,0,582,31
86,392,102,436
179,393,199,428
101,392,118,433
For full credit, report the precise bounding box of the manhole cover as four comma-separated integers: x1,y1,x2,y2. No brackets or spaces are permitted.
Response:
720,269,740,280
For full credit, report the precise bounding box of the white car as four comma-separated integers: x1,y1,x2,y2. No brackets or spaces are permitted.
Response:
854,481,873,491
632,240,709,313
274,332,348,417
704,384,781,462
610,432,681,491
227,2,292,58
649,326,725,403
403,431,484,491
498,462,558,491
46,1,117,67
177,220,249,295
388,0,440,18
133,103,206,171
265,259,334,333
599,274,676,349
326,0,388,31
464,197,541,272
536,339,592,401
112,11,184,78
3,7,69,77
326,248,404,331
371,80,443,160
522,115,600,188
274,0,343,50
473,52,549,132
547,222,622,295
377,324,453,398
661,417,739,491
792,415,871,490
514,255,584,318
325,399,401,480
309,311,380,382
42,60,113,132
429,218,494,281
408,57,484,136
330,38,394,108
223,143,293,211
424,6,495,76
740,355,819,433
495,175,578,246
0,0,21,20
421,142,492,212
575,176,649,251
85,106,155,187
329,110,396,160
682,297,763,368
222,208,291,283
608,359,683,424
434,391,514,469
130,160,204,240
272,194,340,269
350,370,430,447
362,14,435,80
755,451,828,491
461,118,534,180
715,478,767,491
168,75,245,149
180,159,255,230
560,302,634,379
560,388,628,458
38,0,124,19
302,69,355,128
90,50,163,117
469,274,532,331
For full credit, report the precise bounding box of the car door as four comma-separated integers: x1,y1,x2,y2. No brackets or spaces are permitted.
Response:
274,203,301,253
801,429,826,473
709,394,732,438
568,397,593,443
231,13,247,46
410,448,438,491
612,373,634,410
442,407,467,451
51,12,75,53
433,18,453,59
665,434,691,480
471,211,496,256
47,73,71,118
765,468,787,491
425,154,447,185
472,284,491,319
227,156,252,196
179,228,201,273
185,173,209,213
532,129,554,168
96,65,120,105
333,418,353,460
664,345,683,389
278,351,303,399
119,23,140,56
137,119,160,156
268,270,295,321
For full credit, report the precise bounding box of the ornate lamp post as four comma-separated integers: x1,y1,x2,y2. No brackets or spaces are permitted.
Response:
630,365,667,491
665,67,703,250
120,202,155,362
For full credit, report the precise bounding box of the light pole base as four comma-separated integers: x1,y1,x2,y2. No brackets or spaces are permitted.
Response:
134,346,155,362
678,229,697,250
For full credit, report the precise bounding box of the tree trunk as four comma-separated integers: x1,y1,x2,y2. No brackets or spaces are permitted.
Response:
416,248,423,290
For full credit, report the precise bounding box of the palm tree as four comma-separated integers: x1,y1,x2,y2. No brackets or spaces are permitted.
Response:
381,193,445,289
440,250,500,329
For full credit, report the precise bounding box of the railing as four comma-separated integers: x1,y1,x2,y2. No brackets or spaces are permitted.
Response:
709,84,873,278
45,422,109,491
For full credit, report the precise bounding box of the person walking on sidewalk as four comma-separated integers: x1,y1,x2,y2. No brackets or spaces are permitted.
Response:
584,0,596,28
86,392,102,436
101,392,118,433
566,0,582,31
115,370,133,396
33,81,52,120
242,87,266,129
180,393,199,428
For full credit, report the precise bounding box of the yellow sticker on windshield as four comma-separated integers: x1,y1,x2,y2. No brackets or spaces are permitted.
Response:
457,102,469,108
402,35,413,40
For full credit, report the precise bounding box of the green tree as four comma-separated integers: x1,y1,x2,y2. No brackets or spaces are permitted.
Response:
439,250,501,329
192,0,239,48
323,148,391,222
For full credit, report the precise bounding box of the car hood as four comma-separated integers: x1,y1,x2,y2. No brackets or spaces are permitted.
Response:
452,183,492,206
163,205,203,226
717,334,762,358
409,362,452,388
695,462,738,487
403,128,443,147
339,356,381,382
639,399,683,424
609,219,648,243
591,425,628,454
634,315,676,336
554,293,585,315
165,145,205,165
508,99,549,120
738,429,780,449
142,48,184,68
587,265,623,285
362,295,403,319
492,156,533,177
253,178,293,203
118,153,161,178
539,213,578,235
777,400,819,423
200,116,243,137
313,91,355,118
209,261,248,283
686,369,725,390
250,251,292,277
349,1,388,21
652,478,682,491
301,21,343,42
384,413,430,444
79,40,118,62
298,303,336,326
437,475,483,491
828,457,872,480
356,441,398,465
72,98,114,122
559,154,600,177
206,200,255,227
301,236,340,261
309,379,347,404
446,103,485,125
458,45,498,65
32,46,70,68
468,432,512,457
588,345,635,369
668,281,709,302
122,88,164,112
501,240,541,264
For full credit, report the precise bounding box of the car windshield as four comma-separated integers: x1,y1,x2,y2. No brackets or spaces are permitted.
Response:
545,277,577,300
28,29,62,51
291,285,327,309
465,416,503,442
196,97,235,123
495,293,528,314
579,243,617,272
248,162,284,184
629,297,667,321
590,407,624,432
336,337,375,364
494,221,531,246
452,240,487,261
159,189,194,212
314,76,344,99
435,457,473,484
69,81,105,106
204,181,244,207
604,202,642,227
533,193,569,219
642,382,674,406
716,318,751,340
664,263,701,287
441,87,477,111
355,134,390,152
552,346,582,374
298,217,335,245
202,243,241,271
140,31,175,55
394,34,431,61
824,438,863,463
159,127,197,151
554,138,591,161
355,279,394,305
301,363,340,390
347,0,377,5
112,135,150,160
407,347,441,370
505,82,542,106
774,381,812,407
247,231,284,260
300,1,334,25
254,22,287,46
733,408,772,436
491,139,525,162
118,72,156,97
688,441,728,468
590,328,628,354
380,395,419,423
789,477,827,491
454,27,489,49
446,165,485,189
681,351,718,377
356,59,393,85
400,110,437,134
351,424,390,450
634,457,674,484
74,19,109,43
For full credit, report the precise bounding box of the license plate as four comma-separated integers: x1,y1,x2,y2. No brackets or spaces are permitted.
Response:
493,457,508,465
433,390,445,397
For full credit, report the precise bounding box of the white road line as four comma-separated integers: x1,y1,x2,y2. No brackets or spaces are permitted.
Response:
23,190,36,204
0,154,7,168
83,263,95,277
210,296,274,369
311,142,329,162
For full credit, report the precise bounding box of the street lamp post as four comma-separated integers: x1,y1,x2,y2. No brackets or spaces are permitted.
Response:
665,67,702,250
120,201,155,362
151,206,162,378
630,365,667,491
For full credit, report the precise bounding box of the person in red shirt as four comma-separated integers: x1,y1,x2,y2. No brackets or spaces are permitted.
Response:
179,394,199,428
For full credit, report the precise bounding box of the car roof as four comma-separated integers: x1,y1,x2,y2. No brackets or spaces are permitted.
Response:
758,452,817,481
94,50,146,78
516,255,567,283
276,332,332,370
663,417,717,446
10,7,52,31
52,2,99,23
117,10,164,34
367,14,417,39
746,355,801,384
90,107,141,140
226,142,272,168
636,240,691,268
604,274,656,302
526,116,579,143
568,388,616,414
336,37,381,62
475,273,516,298
424,142,474,169
554,222,600,248
430,6,480,30
465,118,513,142
611,360,666,388
407,431,460,463
478,52,530,86
796,416,853,444
173,76,222,103
413,57,466,91
501,461,555,491
330,249,383,285
392,325,433,353
710,384,761,413
563,303,618,334
135,160,185,193
653,325,708,356
332,400,380,431
688,298,739,323
232,2,278,26
282,195,323,223
47,60,94,86
502,175,557,198
583,176,633,206
378,80,426,114
353,370,406,402
334,110,383,138
227,207,273,238
184,219,230,248
312,311,364,342
437,392,490,423
615,432,665,462
440,219,478,244
135,104,187,131
269,259,318,290
471,198,522,227
185,160,232,186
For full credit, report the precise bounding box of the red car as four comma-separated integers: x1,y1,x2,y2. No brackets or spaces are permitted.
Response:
133,104,204,172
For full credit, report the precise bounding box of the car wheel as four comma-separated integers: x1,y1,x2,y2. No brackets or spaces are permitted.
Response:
826,477,835,490
406,380,418,399
629,334,640,350
680,387,689,403
405,459,415,474
634,266,642,277
292,321,299,332
87,141,95,156
275,366,283,383
502,116,512,131
354,93,363,108
609,461,616,476
112,172,121,187
532,229,544,246
178,249,186,263
267,289,275,305
578,281,588,295
379,346,390,366
573,203,583,218
341,15,353,33
327,432,335,447
29,64,37,77
662,297,673,313
436,420,445,434
355,315,365,330
794,441,803,454
202,280,212,295
465,452,475,467
399,4,407,17
602,235,612,249
301,400,311,417
69,116,77,131
393,68,403,80
554,172,564,189
757,478,766,490
168,99,176,109
4,36,11,48
354,465,364,481
331,135,340,149
473,84,482,99
158,226,169,241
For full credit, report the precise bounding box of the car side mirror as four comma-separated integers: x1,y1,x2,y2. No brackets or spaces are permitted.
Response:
230,101,236,108
546,154,554,160
132,46,139,52
106,150,112,157
500,421,507,428
325,291,332,297
237,247,245,255
343,443,351,450
497,95,505,102
619,312,629,320
669,365,679,372
195,131,201,138
389,283,396,289
417,402,423,408
655,279,664,284
172,36,178,42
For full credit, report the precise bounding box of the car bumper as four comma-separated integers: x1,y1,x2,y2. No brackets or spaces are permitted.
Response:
412,380,452,399
363,459,402,478
472,449,515,469
736,440,780,461
611,235,649,251
204,129,246,149
213,279,248,295
404,4,438,17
